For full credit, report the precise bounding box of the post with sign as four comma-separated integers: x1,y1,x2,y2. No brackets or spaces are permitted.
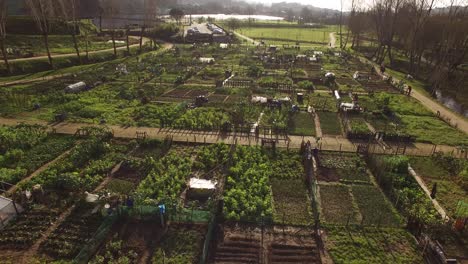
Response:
159,204,166,227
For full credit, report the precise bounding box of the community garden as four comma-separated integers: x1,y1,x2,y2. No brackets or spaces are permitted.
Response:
0,16,467,264
1,40,465,148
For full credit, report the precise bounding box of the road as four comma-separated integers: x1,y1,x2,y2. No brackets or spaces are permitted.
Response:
1,36,150,63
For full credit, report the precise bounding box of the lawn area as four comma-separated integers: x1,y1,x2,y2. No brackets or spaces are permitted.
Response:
398,115,468,146
288,112,316,136
351,185,402,227
271,179,312,226
324,226,423,264
237,26,334,44
319,184,359,224
317,111,342,135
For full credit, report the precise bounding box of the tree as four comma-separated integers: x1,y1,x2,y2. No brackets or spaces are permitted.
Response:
300,7,312,24
169,8,185,25
25,0,55,67
371,0,404,65
197,16,206,24
285,9,295,22
100,0,120,57
226,18,241,32
140,0,158,53
0,0,11,74
58,0,81,64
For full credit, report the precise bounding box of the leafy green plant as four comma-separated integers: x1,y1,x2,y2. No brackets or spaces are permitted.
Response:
135,152,193,205
224,146,273,221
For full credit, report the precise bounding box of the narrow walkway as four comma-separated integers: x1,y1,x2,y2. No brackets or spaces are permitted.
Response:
234,31,260,46
362,57,468,134
0,41,174,87
329,32,336,48
0,117,463,158
408,166,449,220
1,36,150,63
314,112,323,138
5,148,74,197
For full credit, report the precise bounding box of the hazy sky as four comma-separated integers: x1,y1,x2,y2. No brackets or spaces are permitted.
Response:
247,0,463,11
247,0,355,11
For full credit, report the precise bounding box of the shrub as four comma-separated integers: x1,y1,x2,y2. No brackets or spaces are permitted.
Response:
298,80,314,90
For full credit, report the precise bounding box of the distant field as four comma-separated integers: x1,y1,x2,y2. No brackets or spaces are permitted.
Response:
237,25,341,45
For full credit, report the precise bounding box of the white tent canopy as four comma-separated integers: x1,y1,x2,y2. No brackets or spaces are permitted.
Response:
189,178,216,190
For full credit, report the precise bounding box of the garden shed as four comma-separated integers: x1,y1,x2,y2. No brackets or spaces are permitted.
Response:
0,196,20,229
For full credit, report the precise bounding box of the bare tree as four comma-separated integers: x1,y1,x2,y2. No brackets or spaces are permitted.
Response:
0,0,11,74
405,0,436,73
25,0,55,67
58,0,81,64
371,0,404,64
100,0,120,57
140,0,158,53
428,1,468,91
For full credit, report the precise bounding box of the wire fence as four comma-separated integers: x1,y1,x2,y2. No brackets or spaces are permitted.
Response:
73,213,119,264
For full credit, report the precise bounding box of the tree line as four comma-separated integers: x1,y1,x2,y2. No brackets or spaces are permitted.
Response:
345,0,468,95
0,0,159,73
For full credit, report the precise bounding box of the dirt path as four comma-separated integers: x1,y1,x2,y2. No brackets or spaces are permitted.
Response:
411,89,468,134
234,31,260,45
1,36,150,63
0,41,174,87
314,111,323,138
364,57,468,134
408,166,449,220
329,33,336,48
5,148,73,197
0,117,463,158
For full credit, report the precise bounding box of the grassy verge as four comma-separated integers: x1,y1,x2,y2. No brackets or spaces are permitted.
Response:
288,112,316,136
317,111,342,136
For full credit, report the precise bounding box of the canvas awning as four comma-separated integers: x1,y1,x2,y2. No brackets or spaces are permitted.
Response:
189,178,216,190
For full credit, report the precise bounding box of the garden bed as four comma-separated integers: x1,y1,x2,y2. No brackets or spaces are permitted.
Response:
324,226,423,263
288,112,316,136
39,202,104,261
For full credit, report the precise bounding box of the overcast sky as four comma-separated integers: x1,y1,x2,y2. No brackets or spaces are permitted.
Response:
247,0,356,11
246,0,461,11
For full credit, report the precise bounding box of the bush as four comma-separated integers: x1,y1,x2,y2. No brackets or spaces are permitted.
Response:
298,80,314,90
247,65,263,78
0,167,27,184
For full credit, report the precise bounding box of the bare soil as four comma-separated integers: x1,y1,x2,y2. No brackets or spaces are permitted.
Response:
317,167,340,182
210,223,320,264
